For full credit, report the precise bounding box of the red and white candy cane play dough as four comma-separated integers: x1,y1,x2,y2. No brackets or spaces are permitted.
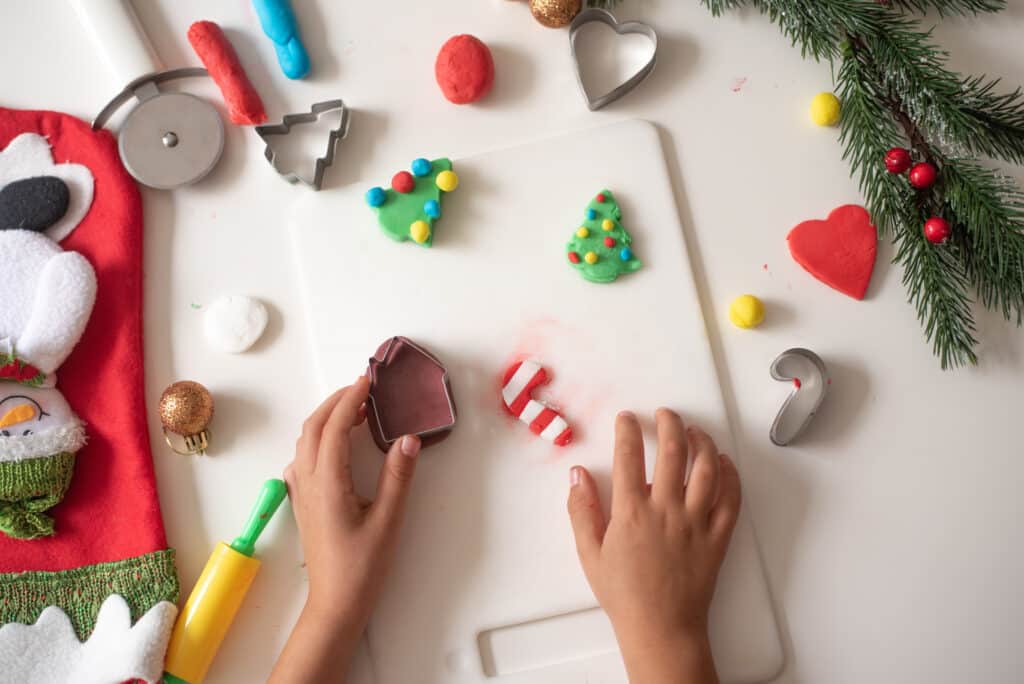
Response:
501,360,573,446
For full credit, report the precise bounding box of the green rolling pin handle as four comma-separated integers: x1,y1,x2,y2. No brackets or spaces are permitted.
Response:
229,478,288,558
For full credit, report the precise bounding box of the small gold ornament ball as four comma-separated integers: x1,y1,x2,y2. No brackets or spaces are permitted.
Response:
159,381,214,436
529,0,581,28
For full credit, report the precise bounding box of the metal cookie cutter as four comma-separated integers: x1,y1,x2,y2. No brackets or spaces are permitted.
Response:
254,99,350,190
769,348,828,446
569,8,658,111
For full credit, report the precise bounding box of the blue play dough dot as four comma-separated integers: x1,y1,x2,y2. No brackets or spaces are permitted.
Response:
424,199,441,218
619,247,633,261
365,186,386,207
587,208,597,220
411,158,432,177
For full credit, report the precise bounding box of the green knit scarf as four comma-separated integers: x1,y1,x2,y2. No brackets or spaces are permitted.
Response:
0,452,75,539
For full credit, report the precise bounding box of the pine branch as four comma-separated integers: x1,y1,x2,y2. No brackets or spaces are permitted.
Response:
885,0,1005,16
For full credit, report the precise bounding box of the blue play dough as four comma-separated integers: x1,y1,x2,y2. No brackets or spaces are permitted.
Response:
587,208,597,220
252,0,310,79
423,199,441,219
620,247,633,261
411,158,432,177
366,187,386,207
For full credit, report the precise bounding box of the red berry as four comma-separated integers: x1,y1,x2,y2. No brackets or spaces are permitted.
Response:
924,217,951,244
568,251,581,264
392,171,415,193
595,193,606,203
604,237,615,247
908,162,937,190
884,148,912,174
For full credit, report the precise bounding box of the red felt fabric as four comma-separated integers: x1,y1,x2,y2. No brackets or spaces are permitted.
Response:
787,204,878,300
187,21,267,126
0,107,168,572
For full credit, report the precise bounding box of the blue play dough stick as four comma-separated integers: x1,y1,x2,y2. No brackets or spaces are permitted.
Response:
252,0,310,79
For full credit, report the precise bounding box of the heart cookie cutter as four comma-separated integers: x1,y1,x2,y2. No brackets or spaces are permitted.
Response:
254,99,350,190
569,8,658,111
769,348,828,446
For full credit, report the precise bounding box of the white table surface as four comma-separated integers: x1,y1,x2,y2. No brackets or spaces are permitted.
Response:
3,2,1023,683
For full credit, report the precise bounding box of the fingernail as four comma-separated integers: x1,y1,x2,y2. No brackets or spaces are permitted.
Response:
570,466,581,487
618,410,636,420
400,435,421,458
720,454,732,466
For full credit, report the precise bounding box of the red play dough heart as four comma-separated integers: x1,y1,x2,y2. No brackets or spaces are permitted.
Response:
787,205,878,300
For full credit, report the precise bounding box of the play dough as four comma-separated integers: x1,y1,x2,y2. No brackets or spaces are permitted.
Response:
366,337,457,453
365,158,458,247
810,92,842,126
435,35,495,104
787,205,877,300
203,295,269,353
566,190,641,283
501,360,572,446
729,294,765,329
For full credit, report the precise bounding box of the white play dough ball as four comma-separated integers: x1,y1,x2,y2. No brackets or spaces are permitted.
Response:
203,295,269,353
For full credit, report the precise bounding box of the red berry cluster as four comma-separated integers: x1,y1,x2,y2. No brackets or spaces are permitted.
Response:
884,148,948,245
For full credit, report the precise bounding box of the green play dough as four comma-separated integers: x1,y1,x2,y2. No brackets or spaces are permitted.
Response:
566,189,642,283
371,158,453,247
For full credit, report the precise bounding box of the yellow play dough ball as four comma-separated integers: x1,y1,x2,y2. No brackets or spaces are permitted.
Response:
584,251,599,265
728,294,765,329
435,170,459,192
810,92,842,126
602,219,614,231
576,227,590,238
410,220,431,244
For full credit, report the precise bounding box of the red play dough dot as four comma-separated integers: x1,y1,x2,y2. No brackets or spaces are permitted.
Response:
392,171,414,193
596,193,606,203
435,35,495,105
793,378,802,389
787,205,878,300
568,251,581,264
604,236,615,247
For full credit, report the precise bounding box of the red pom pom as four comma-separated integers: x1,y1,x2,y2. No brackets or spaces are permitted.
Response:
924,217,951,244
884,148,912,174
568,251,581,264
604,237,615,247
909,162,937,190
435,35,495,105
392,171,415,193
595,193,606,203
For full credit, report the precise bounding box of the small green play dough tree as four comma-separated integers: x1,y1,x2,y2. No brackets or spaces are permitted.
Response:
364,157,458,247
566,189,642,283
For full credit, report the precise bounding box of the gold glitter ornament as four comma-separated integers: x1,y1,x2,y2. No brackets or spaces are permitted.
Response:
159,380,214,455
529,0,581,28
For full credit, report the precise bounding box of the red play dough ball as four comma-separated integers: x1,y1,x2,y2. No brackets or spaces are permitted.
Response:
604,236,616,247
568,251,581,264
392,171,415,193
435,35,495,105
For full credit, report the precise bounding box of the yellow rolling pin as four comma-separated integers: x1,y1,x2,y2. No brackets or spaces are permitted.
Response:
163,478,287,684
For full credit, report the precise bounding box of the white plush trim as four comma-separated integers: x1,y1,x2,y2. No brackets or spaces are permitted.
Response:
0,596,178,684
0,421,86,463
0,133,95,244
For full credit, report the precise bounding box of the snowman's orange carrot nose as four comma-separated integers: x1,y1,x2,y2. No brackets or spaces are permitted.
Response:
0,404,36,429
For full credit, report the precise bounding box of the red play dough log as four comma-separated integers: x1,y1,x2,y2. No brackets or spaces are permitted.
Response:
787,204,878,300
435,34,495,104
187,20,267,125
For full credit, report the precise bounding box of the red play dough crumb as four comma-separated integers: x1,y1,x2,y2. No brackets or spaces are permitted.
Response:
787,204,878,300
435,35,495,105
187,21,267,125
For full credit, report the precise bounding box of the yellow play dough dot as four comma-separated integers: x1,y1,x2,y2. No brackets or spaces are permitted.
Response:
435,170,459,192
728,294,765,329
810,92,842,126
576,227,590,238
602,219,614,231
584,251,599,264
410,220,431,244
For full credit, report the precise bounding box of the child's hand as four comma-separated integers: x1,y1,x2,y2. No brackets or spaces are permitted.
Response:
271,377,421,683
567,409,741,684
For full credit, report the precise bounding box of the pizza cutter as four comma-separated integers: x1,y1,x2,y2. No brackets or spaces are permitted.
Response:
72,0,225,189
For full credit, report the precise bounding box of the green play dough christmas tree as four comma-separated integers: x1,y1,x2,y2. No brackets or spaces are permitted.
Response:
364,157,458,247
566,190,642,283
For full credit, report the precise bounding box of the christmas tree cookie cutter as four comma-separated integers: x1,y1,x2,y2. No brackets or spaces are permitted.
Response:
254,99,350,190
569,8,658,111
769,348,829,446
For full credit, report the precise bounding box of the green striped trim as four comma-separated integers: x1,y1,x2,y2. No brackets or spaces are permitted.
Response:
0,548,180,640
0,452,75,539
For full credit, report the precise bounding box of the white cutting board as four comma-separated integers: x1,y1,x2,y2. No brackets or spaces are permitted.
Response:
289,120,783,684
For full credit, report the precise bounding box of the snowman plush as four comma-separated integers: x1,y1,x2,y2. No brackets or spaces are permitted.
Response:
0,132,97,539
